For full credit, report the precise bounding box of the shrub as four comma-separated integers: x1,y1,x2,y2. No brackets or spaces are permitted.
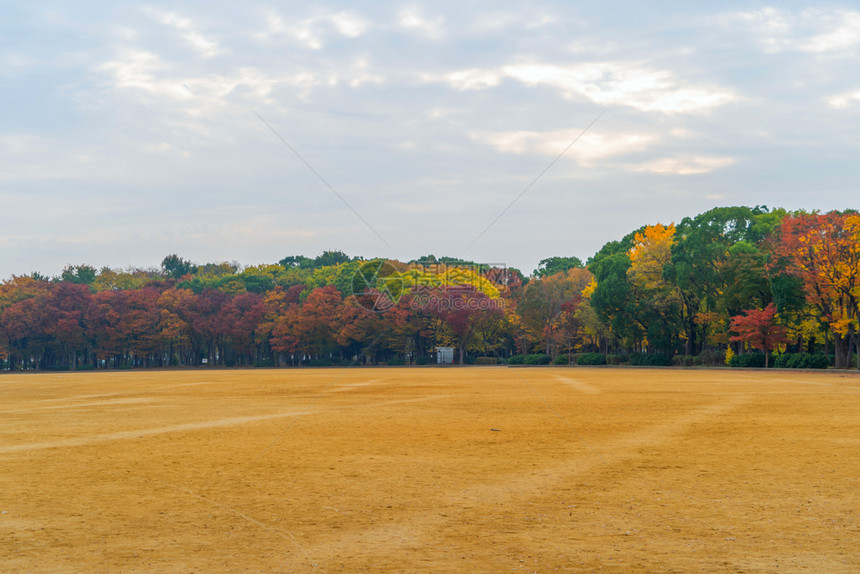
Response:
524,353,552,365
553,355,571,365
254,359,274,368
774,353,829,369
75,363,95,371
307,358,334,367
577,352,606,366
673,355,695,367
606,354,628,365
475,357,499,365
630,353,673,367
415,356,430,365
696,349,723,366
729,353,767,368
507,354,526,365
386,357,406,366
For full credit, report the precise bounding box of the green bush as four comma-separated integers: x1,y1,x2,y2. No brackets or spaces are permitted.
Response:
524,353,552,365
386,357,406,366
729,353,767,368
696,349,723,366
415,356,430,365
474,357,499,365
577,352,606,366
606,354,628,365
807,354,831,369
507,354,526,365
630,353,673,366
553,355,571,365
673,355,695,367
254,359,274,368
75,363,95,371
307,358,334,367
773,353,829,369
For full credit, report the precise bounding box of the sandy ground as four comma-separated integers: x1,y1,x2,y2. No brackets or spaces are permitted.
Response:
1,367,858,573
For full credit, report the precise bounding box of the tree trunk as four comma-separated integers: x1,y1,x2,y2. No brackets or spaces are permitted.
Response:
834,333,849,368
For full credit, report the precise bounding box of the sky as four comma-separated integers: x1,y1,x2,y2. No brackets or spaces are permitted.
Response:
2,1,859,277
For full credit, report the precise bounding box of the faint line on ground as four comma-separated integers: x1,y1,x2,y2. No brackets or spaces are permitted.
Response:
0,396,444,454
255,111,392,251
509,368,609,464
464,107,607,252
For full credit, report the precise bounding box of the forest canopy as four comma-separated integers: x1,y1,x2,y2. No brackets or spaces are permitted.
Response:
2,206,858,370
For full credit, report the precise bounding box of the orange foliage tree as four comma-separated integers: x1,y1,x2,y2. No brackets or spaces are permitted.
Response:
772,212,860,368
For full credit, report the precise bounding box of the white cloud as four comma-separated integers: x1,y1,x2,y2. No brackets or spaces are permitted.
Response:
803,12,860,53
147,9,219,57
632,156,736,175
344,58,384,88
504,63,739,114
430,62,739,114
99,50,193,100
329,12,368,37
731,8,860,54
732,7,792,53
257,10,369,49
435,69,501,90
472,129,656,166
470,10,556,33
399,8,444,39
828,89,860,109
98,49,382,115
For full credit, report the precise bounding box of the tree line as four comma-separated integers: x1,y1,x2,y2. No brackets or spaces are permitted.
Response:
1,206,858,370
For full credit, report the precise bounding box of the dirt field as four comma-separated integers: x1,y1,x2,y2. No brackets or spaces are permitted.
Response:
1,367,858,573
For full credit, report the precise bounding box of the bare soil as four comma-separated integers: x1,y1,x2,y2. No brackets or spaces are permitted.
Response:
1,367,858,572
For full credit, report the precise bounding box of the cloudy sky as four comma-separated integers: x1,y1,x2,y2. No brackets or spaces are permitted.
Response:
2,1,859,277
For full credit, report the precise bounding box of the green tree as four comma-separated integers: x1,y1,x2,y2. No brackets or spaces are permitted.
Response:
533,256,583,278
60,264,97,285
161,254,197,279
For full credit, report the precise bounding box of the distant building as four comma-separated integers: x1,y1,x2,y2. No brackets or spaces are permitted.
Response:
436,347,455,364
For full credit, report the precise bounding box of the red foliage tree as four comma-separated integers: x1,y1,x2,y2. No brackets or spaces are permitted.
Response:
421,285,503,364
729,303,789,368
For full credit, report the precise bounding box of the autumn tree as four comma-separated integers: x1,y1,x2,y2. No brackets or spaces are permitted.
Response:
667,206,776,355
420,285,503,364
518,268,593,356
627,223,683,354
771,211,860,368
729,304,789,368
534,256,583,278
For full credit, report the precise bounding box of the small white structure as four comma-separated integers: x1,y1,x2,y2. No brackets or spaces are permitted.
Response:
436,347,455,364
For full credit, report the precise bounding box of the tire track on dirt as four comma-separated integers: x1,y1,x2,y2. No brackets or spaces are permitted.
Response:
554,374,600,394
0,396,449,454
0,398,153,414
301,394,751,564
